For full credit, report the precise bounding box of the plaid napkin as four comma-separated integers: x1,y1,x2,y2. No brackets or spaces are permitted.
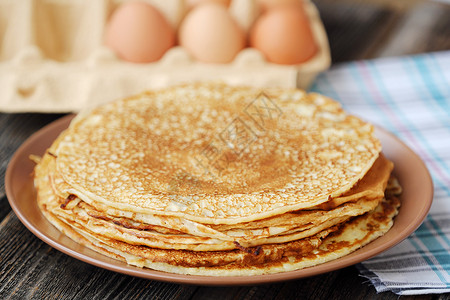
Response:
310,51,450,295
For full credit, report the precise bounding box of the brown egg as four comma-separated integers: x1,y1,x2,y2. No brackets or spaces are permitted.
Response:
178,3,246,64
249,3,318,65
104,1,176,63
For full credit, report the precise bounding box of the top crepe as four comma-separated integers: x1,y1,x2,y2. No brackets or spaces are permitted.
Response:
53,83,381,224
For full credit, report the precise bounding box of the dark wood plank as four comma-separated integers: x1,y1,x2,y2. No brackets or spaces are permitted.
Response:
190,282,284,300
0,196,10,222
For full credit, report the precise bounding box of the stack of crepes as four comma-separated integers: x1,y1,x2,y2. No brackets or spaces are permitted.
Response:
34,83,401,276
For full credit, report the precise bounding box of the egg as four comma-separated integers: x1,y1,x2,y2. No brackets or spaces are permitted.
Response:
249,4,318,65
178,3,246,63
104,1,176,63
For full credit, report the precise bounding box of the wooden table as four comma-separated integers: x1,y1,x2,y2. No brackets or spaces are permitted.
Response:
1,1,449,299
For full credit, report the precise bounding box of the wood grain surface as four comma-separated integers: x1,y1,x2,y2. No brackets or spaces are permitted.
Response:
1,0,450,299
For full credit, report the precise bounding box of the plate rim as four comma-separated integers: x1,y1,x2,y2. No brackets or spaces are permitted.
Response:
5,114,433,286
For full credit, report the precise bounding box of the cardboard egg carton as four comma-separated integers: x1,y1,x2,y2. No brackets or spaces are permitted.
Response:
0,0,330,113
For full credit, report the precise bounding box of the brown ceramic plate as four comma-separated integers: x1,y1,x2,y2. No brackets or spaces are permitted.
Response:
5,114,433,286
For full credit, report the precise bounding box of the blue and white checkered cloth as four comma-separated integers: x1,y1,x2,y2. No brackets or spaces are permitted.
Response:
311,51,450,295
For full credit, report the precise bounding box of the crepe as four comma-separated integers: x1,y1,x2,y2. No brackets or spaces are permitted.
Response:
34,83,401,276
